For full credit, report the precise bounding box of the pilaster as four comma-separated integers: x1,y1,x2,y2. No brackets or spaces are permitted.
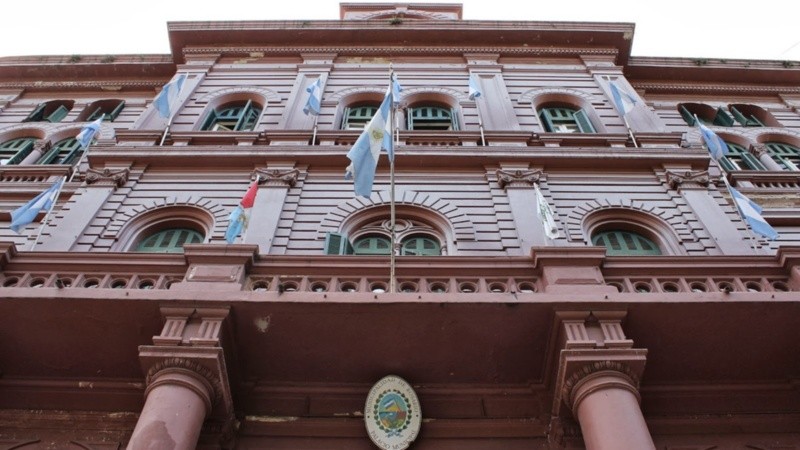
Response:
243,165,301,255
465,53,521,132
533,248,616,294
169,243,258,291
494,166,551,253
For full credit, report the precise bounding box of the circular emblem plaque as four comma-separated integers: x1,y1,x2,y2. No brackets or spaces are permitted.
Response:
365,375,421,450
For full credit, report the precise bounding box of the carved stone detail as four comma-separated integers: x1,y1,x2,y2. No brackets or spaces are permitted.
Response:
546,416,581,447
561,360,641,409
255,168,300,187
666,170,710,190
749,143,768,157
84,168,129,187
145,357,223,406
33,139,51,153
496,169,541,189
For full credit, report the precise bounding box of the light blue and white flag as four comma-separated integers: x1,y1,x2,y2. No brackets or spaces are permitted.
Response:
10,178,65,233
729,187,779,240
391,73,403,107
697,118,729,161
76,117,103,149
154,74,187,119
468,74,482,100
345,88,393,198
534,184,559,239
303,77,323,116
608,80,636,116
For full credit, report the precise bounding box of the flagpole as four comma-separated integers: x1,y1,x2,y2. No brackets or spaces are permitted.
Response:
69,141,92,183
311,115,319,146
622,116,639,148
159,118,172,146
29,176,67,251
389,69,397,294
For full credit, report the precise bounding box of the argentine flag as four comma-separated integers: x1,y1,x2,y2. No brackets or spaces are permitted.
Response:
76,117,103,149
345,88,393,198
468,74,482,100
608,80,636,116
154,74,187,119
697,119,729,161
304,77,323,116
729,187,779,240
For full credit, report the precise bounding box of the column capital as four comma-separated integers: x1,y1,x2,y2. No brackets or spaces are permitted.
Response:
496,168,541,190
255,168,300,187
84,167,129,188
749,143,768,157
666,169,709,190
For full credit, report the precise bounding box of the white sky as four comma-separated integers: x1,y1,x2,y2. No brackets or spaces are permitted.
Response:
2,0,799,61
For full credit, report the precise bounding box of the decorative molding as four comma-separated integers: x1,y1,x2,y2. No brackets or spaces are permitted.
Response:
328,86,388,102
495,169,541,189
400,86,469,103
566,199,690,243
196,86,282,105
633,82,800,95
518,87,596,105
255,168,300,187
84,168,129,188
750,143,769,157
0,80,165,91
183,46,618,59
562,360,641,410
666,170,710,190
317,190,476,241
104,198,226,241
145,357,223,406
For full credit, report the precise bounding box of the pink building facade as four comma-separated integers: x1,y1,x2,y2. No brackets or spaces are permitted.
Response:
0,3,799,449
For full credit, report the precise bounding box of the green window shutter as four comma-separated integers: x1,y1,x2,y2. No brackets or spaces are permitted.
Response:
136,228,204,253
87,107,104,121
46,105,69,123
233,100,253,131
400,236,440,256
342,107,353,129
729,106,764,127
324,232,354,255
406,107,415,130
201,110,219,130
38,138,82,165
107,100,125,121
573,109,595,133
23,104,46,122
592,230,661,256
353,236,391,255
679,105,697,126
344,106,378,129
539,108,556,132
408,106,453,130
0,138,36,165
766,142,800,171
450,107,459,131
712,107,734,127
721,143,765,171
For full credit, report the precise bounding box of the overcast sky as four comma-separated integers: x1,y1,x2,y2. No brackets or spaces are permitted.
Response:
2,0,799,61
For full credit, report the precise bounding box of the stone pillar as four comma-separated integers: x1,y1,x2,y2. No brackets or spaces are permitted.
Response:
242,167,300,254
568,365,655,450
495,167,551,254
132,307,235,449
19,140,50,165
750,144,784,171
666,169,754,255
128,359,214,450
278,53,335,134
37,167,129,251
534,248,616,294
465,53,521,133
551,311,654,449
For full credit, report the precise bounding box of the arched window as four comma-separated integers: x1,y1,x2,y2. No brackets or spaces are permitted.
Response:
0,137,37,165
37,138,82,165
678,103,734,126
406,104,458,130
765,142,800,171
592,230,662,256
342,103,379,130
353,235,391,255
23,100,73,123
202,100,262,131
400,235,440,256
539,105,595,133
135,228,204,253
80,99,125,122
719,142,765,171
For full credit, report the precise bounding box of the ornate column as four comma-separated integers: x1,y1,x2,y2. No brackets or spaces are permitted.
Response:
19,140,50,165
37,167,129,251
130,307,235,449
551,311,654,450
244,166,300,255
495,167,553,254
666,169,754,255
750,144,784,171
